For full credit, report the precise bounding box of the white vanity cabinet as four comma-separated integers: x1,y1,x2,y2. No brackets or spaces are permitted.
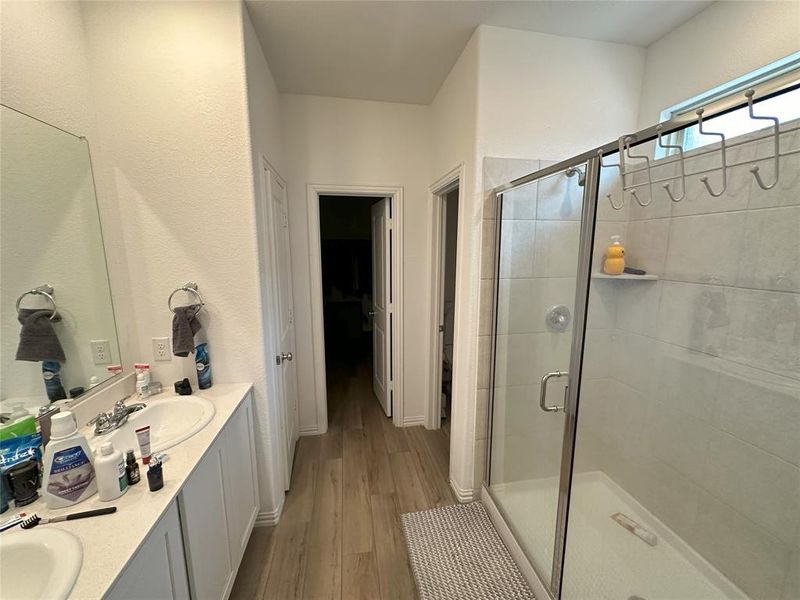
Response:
106,501,190,600
179,392,259,600
106,392,259,600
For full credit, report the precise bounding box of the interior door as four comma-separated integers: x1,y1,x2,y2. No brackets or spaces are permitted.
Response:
371,198,391,417
265,167,299,486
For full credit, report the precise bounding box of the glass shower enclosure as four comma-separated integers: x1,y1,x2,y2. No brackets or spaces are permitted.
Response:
485,76,800,600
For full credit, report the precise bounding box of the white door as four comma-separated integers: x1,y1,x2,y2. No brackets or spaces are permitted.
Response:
371,198,392,417
264,166,299,487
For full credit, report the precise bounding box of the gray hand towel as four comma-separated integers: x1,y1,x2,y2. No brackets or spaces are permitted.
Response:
172,305,202,357
16,309,66,362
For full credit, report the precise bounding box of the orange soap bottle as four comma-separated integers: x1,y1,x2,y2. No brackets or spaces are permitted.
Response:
603,235,625,275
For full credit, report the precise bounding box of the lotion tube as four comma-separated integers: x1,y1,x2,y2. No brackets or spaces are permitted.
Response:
135,425,152,464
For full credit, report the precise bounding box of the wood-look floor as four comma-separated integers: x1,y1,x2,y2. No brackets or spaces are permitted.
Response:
230,364,455,600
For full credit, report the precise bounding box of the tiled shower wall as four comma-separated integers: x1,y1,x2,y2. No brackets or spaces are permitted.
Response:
576,125,800,600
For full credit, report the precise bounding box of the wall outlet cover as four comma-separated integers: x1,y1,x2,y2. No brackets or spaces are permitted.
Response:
152,337,171,361
91,339,112,365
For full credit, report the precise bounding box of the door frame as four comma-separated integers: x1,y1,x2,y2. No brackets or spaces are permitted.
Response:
427,165,464,430
256,156,294,490
306,184,405,430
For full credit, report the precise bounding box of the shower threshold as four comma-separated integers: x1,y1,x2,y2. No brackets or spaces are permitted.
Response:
491,471,748,600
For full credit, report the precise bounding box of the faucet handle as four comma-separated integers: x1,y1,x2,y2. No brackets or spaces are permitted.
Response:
87,412,110,427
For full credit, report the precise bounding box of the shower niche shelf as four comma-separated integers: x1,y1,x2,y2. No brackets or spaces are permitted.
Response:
592,273,659,281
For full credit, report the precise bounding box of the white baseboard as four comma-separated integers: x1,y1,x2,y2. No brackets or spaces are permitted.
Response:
299,425,321,436
450,478,479,503
255,495,284,527
402,415,425,427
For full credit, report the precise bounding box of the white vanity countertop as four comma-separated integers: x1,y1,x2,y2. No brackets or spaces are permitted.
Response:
7,383,253,600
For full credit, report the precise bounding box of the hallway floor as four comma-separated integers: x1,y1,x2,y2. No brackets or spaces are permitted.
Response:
230,364,455,600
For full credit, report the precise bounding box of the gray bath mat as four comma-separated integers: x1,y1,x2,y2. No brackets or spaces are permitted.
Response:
401,502,535,600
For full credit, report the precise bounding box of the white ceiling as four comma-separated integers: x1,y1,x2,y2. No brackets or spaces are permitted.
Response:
246,0,713,105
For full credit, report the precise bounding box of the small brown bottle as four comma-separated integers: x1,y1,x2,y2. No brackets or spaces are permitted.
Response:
125,449,141,485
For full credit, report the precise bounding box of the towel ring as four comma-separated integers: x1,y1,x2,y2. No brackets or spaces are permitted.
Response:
168,281,204,315
16,284,58,321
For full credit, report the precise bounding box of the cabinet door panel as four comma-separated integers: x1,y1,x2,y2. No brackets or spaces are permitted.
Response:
106,501,189,600
179,441,233,600
222,394,260,569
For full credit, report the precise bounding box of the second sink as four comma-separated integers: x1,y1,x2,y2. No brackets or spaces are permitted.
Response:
92,395,215,457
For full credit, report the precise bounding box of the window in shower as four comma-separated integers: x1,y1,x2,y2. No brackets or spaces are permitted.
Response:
658,52,800,156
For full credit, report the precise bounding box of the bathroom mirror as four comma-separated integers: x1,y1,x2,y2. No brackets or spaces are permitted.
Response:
0,105,121,416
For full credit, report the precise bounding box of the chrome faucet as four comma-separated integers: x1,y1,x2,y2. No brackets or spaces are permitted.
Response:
88,397,146,435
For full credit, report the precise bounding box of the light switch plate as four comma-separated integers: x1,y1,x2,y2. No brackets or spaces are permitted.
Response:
91,339,112,365
152,337,171,361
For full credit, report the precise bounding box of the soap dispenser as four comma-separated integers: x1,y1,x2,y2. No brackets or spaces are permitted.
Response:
603,235,625,275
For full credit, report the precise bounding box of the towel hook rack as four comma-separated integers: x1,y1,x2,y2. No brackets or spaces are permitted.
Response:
656,125,686,202
168,281,205,315
620,136,654,207
16,284,58,321
696,108,728,197
598,149,625,211
744,88,780,190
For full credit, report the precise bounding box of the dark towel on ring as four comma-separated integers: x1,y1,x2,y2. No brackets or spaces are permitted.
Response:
172,304,202,357
16,309,65,362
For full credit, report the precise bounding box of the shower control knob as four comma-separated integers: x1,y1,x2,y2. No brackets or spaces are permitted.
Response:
545,305,571,333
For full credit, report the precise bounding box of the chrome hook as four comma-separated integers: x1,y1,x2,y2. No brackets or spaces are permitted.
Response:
656,124,686,202
621,136,654,206
744,88,780,190
695,108,728,197
598,149,625,210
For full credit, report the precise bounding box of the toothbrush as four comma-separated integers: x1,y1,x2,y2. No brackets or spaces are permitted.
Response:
20,506,116,529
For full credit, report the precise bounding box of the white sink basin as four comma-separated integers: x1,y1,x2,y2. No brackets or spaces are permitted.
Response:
0,528,82,600
92,395,215,457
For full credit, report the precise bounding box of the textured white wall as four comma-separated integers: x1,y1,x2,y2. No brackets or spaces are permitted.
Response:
637,0,800,128
79,0,279,513
428,29,482,498
281,93,432,430
477,25,646,160
0,1,94,136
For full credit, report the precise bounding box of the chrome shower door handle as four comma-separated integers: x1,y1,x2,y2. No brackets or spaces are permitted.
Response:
540,371,568,412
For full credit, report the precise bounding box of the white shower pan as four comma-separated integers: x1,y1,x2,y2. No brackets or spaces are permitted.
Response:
491,471,748,600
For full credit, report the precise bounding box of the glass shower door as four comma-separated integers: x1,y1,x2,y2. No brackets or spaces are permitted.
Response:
487,158,598,597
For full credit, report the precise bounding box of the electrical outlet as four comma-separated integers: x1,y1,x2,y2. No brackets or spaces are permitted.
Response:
91,339,112,365
152,337,171,361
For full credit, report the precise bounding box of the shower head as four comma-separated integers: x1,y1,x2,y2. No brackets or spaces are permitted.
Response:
565,166,586,187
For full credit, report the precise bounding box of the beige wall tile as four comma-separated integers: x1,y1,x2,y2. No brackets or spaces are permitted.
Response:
692,490,792,600
737,206,800,292
703,430,800,545
664,212,747,285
